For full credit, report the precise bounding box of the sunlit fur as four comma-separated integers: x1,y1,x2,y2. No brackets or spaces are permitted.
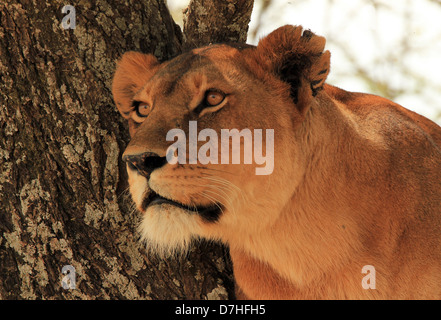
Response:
112,25,441,299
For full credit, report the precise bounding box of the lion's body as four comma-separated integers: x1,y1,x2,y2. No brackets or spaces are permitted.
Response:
112,25,441,299
231,84,441,299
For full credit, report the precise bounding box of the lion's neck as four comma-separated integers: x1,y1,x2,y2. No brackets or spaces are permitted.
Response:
231,93,376,291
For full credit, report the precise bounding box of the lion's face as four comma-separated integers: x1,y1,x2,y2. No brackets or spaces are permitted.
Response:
112,26,330,255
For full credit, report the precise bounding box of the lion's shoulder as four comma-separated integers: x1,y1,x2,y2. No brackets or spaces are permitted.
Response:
324,84,441,149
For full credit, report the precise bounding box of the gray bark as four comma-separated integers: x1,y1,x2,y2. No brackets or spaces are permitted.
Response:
0,0,252,299
183,0,253,50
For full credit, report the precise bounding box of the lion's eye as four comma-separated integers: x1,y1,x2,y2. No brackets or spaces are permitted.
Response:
135,102,150,118
204,90,225,107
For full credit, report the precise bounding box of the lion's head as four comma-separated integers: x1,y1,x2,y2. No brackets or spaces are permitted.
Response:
112,25,330,256
112,23,441,299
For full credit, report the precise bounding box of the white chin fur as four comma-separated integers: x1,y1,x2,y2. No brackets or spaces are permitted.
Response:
138,203,203,258
127,164,203,257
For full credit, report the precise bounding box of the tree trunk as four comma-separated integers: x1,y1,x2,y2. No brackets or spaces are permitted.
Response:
0,0,252,299
183,0,253,50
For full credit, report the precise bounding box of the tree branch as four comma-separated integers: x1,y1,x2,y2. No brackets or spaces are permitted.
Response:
182,0,254,50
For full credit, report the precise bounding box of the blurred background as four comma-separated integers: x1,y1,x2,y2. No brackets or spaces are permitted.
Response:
167,0,441,124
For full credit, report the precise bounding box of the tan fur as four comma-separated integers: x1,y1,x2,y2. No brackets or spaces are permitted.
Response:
112,25,441,299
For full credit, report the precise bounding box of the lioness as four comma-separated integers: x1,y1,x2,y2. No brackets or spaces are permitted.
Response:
112,25,441,299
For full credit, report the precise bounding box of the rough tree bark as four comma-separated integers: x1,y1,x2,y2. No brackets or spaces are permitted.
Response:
0,0,253,299
183,0,253,50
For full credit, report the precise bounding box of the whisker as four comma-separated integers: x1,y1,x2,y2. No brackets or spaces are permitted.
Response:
201,175,248,204
117,186,131,200
196,166,235,175
200,177,238,204
204,187,234,209
206,185,231,204
201,176,242,193
203,187,238,218
200,191,225,214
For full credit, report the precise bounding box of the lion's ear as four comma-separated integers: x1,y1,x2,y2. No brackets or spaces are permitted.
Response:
256,25,330,115
112,52,160,118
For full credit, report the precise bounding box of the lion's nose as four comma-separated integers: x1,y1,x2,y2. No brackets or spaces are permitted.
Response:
122,152,167,176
